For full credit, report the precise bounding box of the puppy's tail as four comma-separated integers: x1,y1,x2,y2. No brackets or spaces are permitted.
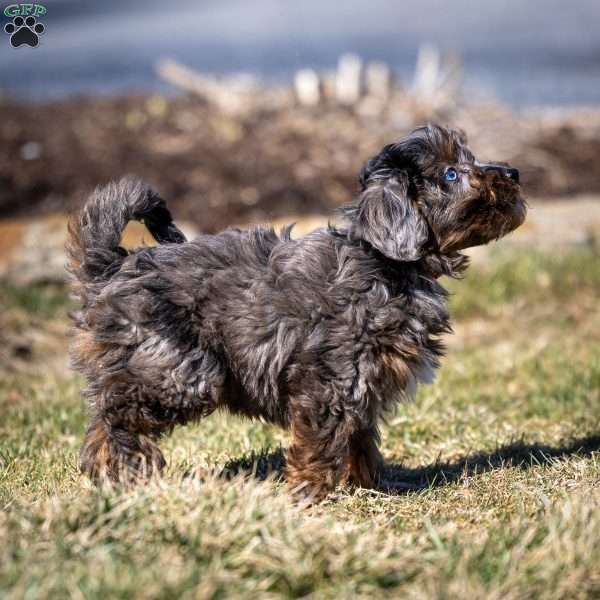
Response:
67,177,186,286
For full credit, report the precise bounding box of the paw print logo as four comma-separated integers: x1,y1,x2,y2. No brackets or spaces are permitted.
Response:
4,15,45,47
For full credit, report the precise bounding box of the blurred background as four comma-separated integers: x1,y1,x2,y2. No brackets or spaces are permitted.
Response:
1,0,600,364
2,0,600,104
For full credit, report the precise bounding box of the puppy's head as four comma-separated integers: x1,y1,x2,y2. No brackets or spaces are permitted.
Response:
345,124,526,262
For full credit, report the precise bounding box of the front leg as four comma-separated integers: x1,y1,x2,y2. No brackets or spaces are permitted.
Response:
285,398,357,501
348,427,384,489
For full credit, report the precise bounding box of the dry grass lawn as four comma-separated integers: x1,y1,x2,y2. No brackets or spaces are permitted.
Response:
1,245,600,598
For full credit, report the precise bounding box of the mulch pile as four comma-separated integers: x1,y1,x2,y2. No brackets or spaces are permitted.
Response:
1,93,599,232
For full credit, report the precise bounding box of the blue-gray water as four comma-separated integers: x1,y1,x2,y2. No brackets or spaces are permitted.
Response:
1,0,599,107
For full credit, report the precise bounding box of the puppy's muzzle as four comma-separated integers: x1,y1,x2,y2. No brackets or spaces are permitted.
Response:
476,162,520,184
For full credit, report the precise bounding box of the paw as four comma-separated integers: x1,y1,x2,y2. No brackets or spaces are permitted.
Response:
288,480,331,505
4,16,45,48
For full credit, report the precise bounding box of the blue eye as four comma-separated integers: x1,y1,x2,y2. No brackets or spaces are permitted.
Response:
444,168,458,182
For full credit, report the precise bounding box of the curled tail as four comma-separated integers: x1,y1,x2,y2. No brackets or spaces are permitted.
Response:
67,177,186,287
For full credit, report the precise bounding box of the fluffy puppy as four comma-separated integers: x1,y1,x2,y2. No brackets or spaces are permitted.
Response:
68,124,526,499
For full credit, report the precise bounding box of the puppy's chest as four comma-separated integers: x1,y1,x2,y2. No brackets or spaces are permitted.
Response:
370,284,449,396
372,283,449,339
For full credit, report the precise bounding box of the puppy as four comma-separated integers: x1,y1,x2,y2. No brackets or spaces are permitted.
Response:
68,124,526,499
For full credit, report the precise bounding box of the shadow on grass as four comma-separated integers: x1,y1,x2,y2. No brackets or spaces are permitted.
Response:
220,433,600,494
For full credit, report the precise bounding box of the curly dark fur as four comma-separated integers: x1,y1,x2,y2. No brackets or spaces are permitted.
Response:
68,124,526,498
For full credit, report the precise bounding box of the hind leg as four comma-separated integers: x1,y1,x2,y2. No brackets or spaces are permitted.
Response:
79,413,166,483
80,380,219,484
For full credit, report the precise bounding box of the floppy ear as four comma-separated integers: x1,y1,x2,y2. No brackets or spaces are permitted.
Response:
352,172,430,262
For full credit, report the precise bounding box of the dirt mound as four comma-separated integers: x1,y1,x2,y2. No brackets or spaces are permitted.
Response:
1,94,599,233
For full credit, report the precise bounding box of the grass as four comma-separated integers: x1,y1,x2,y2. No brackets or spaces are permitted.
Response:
1,247,600,598
0,282,72,320
448,246,600,319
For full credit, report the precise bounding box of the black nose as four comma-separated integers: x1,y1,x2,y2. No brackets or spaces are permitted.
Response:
504,167,520,183
476,162,520,184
